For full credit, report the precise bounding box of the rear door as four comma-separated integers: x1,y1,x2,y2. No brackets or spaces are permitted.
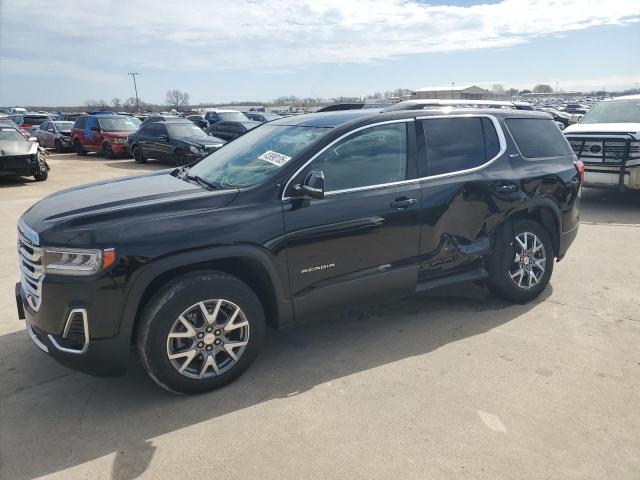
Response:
282,119,421,318
417,115,508,280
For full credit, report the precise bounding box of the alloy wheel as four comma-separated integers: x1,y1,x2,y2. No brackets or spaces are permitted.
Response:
166,299,250,379
509,231,546,290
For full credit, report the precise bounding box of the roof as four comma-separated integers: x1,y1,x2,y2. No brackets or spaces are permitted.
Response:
608,94,640,101
413,85,489,93
270,110,375,128
383,99,518,112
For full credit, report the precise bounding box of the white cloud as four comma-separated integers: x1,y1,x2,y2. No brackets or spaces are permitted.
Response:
2,0,639,71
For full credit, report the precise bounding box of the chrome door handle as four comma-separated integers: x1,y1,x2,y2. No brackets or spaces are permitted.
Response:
390,198,417,209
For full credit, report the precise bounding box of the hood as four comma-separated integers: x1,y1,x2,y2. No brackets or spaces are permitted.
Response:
181,135,225,147
564,123,640,140
22,170,239,243
0,138,37,156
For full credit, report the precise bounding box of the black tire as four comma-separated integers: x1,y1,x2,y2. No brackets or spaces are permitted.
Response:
33,155,48,182
133,145,147,164
74,139,87,156
102,142,115,159
137,271,266,394
173,148,187,165
55,139,64,153
488,219,554,303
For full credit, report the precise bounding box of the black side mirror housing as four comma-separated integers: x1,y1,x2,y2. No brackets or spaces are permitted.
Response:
158,134,169,141
299,170,325,199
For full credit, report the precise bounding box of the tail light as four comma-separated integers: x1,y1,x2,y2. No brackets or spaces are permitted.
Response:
22,123,32,129
574,159,585,182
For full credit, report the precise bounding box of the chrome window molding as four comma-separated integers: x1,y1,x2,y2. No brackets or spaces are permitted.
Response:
281,114,507,200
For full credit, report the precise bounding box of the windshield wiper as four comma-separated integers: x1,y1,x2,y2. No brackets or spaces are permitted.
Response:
187,174,221,190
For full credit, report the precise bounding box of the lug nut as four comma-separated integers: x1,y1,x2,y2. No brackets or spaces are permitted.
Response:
214,329,222,336
197,332,204,339
206,326,213,333
197,342,204,348
214,339,222,346
206,345,212,351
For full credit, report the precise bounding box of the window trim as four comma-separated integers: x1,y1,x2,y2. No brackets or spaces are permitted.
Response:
282,118,415,200
417,114,507,180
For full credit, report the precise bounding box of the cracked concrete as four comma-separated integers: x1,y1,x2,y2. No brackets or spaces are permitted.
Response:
1,155,639,480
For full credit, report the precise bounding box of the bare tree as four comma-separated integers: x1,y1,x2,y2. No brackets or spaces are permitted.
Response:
165,89,190,111
124,97,137,113
533,84,554,94
111,97,121,110
505,88,519,97
492,84,505,95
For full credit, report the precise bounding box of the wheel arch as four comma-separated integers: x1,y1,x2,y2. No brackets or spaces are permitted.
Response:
506,200,561,257
120,245,293,345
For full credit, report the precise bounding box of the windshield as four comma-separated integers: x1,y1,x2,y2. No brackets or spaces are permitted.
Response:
166,123,209,138
188,125,328,188
218,112,248,122
98,117,139,132
54,121,74,130
0,127,27,142
580,100,640,124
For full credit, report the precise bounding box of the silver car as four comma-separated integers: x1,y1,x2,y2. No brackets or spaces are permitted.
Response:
35,121,74,152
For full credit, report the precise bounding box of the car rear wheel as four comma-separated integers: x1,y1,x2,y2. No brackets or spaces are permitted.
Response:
137,271,266,394
133,146,147,164
488,219,554,303
74,140,87,156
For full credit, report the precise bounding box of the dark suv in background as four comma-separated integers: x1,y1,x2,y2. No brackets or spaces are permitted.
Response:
16,109,581,394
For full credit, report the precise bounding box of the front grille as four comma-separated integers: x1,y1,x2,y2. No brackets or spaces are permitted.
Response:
18,220,43,311
567,138,640,164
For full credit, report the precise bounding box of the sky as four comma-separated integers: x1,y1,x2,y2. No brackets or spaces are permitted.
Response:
0,0,639,106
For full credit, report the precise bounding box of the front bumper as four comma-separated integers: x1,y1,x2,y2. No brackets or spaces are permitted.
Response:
109,143,130,154
0,156,34,176
583,164,640,190
16,281,130,376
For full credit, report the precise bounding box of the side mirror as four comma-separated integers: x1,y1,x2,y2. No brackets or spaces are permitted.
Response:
298,171,325,199
158,134,169,141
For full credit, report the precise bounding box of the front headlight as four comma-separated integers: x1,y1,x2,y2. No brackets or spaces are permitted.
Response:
113,138,127,144
189,145,202,154
43,247,115,276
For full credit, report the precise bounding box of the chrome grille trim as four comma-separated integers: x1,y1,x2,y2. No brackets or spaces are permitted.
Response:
17,218,43,312
48,309,89,354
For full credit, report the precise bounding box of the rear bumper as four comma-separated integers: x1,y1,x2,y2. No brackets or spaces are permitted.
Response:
558,224,579,260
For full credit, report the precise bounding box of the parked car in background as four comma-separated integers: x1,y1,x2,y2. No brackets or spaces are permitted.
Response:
20,113,52,136
128,119,226,165
0,115,30,139
244,112,283,123
58,112,84,122
0,122,48,181
564,94,640,190
35,121,74,152
205,120,260,141
202,109,248,126
71,113,138,158
141,114,182,125
186,114,208,129
15,108,581,393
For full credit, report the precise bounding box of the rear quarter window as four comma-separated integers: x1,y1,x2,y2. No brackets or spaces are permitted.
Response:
506,118,573,158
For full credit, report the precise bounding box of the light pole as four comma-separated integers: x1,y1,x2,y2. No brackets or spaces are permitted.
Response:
451,82,455,99
127,72,140,112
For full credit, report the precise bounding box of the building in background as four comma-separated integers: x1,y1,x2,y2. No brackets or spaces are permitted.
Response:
411,85,492,100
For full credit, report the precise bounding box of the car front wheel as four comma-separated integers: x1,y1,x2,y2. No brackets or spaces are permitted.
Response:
137,271,266,394
133,146,147,164
488,219,554,303
74,140,87,156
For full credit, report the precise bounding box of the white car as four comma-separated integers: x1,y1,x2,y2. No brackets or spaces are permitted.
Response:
564,95,640,190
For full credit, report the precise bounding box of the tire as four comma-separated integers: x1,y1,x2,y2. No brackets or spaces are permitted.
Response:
74,139,87,156
102,142,115,159
133,145,147,164
137,271,266,394
33,154,48,182
55,139,64,153
488,219,554,303
173,149,187,165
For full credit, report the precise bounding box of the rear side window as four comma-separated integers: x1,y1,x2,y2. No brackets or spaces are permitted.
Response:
506,118,573,158
423,118,487,176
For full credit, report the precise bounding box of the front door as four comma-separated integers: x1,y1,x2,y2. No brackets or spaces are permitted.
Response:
282,120,421,319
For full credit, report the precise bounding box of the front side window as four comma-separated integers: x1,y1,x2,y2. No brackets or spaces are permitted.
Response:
309,122,408,192
423,117,487,176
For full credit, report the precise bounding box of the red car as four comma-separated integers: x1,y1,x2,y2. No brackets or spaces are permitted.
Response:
70,114,139,157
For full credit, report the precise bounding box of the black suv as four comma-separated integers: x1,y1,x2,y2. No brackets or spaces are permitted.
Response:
16,109,582,394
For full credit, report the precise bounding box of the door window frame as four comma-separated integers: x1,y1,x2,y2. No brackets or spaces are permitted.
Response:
417,114,507,180
282,118,417,200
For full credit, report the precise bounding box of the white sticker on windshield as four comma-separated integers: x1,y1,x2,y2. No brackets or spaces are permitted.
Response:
258,150,291,167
